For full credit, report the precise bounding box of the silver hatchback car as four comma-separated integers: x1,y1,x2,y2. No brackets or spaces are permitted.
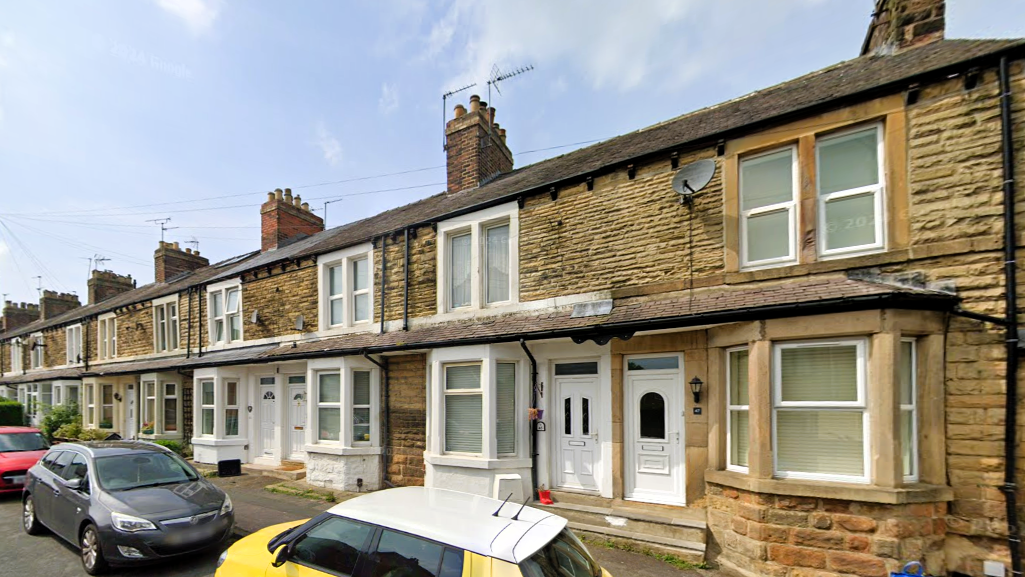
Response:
22,441,234,575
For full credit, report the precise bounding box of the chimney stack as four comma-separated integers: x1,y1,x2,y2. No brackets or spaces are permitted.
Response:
155,241,210,283
861,0,944,56
88,269,135,305
1,301,39,333
445,94,514,194
40,291,80,320
260,188,325,252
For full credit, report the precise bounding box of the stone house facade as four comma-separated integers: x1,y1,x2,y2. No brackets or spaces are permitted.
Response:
1,2,1023,575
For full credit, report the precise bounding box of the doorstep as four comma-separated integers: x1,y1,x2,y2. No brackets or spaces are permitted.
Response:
241,462,307,481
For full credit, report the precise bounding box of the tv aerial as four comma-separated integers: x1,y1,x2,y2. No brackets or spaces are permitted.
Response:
671,159,716,206
487,63,534,102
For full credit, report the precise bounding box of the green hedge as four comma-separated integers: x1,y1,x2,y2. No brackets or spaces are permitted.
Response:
0,399,25,426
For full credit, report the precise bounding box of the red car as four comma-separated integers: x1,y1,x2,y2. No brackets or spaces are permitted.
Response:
0,426,50,494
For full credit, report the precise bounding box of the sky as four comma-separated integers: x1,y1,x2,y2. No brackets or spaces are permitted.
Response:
0,0,1022,306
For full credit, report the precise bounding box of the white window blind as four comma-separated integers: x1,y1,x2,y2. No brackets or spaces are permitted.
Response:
449,233,472,309
496,362,516,454
318,373,341,442
727,348,750,470
740,147,797,267
329,265,345,326
774,341,867,481
352,258,370,323
900,339,917,481
485,224,510,304
445,364,482,453
353,370,371,443
817,125,884,255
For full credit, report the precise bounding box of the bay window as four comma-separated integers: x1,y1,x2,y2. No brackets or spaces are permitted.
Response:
200,380,214,436
320,246,373,329
317,372,342,442
155,300,179,352
98,316,116,360
225,381,240,436
496,363,516,455
444,364,482,454
164,383,178,433
817,124,884,256
143,381,156,433
66,325,82,364
352,370,371,444
85,384,95,427
900,339,918,481
209,286,241,344
726,348,749,472
773,340,867,483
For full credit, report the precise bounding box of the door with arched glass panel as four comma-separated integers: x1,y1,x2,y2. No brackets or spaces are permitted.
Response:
625,355,685,505
554,361,601,492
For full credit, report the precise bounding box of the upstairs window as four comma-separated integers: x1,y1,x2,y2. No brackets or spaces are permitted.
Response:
817,124,885,257
10,339,23,372
30,335,44,369
437,204,518,313
448,233,472,309
209,286,241,344
98,316,117,360
66,325,82,364
321,247,373,329
740,147,798,268
484,224,511,304
155,300,179,352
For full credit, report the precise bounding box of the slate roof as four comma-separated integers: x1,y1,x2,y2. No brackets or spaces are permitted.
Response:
2,38,1019,343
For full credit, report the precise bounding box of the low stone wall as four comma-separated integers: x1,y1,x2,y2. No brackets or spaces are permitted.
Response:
306,451,381,492
706,483,947,577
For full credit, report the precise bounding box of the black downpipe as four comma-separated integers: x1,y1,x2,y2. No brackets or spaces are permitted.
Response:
999,55,1023,577
380,237,387,334
403,228,410,332
83,318,90,371
519,339,539,498
360,350,391,488
186,287,193,359
198,286,204,358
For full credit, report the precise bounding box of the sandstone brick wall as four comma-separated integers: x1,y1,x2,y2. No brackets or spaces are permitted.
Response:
242,261,319,339
42,325,67,367
707,484,947,577
116,305,154,358
385,354,426,486
180,289,209,352
519,148,724,301
375,227,438,324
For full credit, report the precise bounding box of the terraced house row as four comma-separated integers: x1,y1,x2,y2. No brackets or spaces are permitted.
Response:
2,2,1025,575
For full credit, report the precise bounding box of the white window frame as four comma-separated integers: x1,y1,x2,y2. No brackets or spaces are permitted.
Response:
901,338,918,483
351,369,373,446
771,338,869,483
443,362,484,456
199,380,215,436
66,324,82,365
100,384,114,429
85,384,95,427
207,281,242,345
739,145,799,270
98,314,116,360
317,244,374,331
816,123,886,258
315,370,343,443
495,360,517,457
10,338,23,372
224,380,240,437
163,382,179,434
30,333,44,369
436,203,519,313
153,297,180,352
726,346,749,473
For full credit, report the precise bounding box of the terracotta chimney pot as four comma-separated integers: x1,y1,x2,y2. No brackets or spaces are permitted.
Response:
469,95,480,113
454,104,466,118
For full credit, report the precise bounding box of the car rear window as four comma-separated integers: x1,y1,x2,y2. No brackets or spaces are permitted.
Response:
519,528,601,577
0,432,49,452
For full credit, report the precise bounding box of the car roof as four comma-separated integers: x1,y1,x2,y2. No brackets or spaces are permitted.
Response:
326,487,566,564
0,426,41,434
52,440,170,458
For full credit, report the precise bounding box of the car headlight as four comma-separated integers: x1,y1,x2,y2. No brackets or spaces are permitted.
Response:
216,549,228,568
220,494,233,516
111,511,157,533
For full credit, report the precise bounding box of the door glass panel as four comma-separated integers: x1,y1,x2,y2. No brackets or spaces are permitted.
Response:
554,362,598,376
639,393,666,440
288,375,306,385
291,517,372,576
627,357,679,371
368,530,445,577
564,398,572,435
581,398,590,436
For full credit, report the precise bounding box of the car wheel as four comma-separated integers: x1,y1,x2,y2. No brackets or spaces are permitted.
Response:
80,523,109,575
22,494,43,535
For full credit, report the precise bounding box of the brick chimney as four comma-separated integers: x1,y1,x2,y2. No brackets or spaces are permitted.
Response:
861,0,944,56
446,95,514,194
155,241,210,283
40,291,80,320
88,269,135,305
1,301,39,333
261,188,325,252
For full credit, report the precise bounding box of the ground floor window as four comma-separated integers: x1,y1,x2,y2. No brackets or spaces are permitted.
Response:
200,380,214,436
727,348,750,471
100,384,114,428
352,370,371,444
164,383,178,433
317,372,342,442
85,385,94,427
444,364,483,454
225,381,240,436
900,338,918,482
312,366,379,446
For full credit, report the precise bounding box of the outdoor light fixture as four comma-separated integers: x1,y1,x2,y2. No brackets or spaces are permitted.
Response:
114,392,122,402
690,376,704,404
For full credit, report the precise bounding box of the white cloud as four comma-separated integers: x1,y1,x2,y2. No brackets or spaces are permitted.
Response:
155,0,222,35
314,121,343,166
427,0,821,93
378,83,399,114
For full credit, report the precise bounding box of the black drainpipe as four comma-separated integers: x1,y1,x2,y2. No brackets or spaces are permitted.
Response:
519,339,539,498
360,350,391,488
198,286,204,358
380,237,387,334
83,318,90,371
403,228,410,332
186,287,193,359
999,55,1022,577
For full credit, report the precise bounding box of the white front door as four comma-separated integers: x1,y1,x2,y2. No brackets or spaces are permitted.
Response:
260,382,277,458
556,376,600,492
125,385,137,439
625,355,685,505
288,379,307,461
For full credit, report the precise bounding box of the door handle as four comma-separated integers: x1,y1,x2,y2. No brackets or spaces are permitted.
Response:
591,433,598,441
52,488,61,497
674,432,680,444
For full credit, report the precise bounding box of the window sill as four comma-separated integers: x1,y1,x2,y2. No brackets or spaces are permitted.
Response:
304,444,381,456
424,454,532,470
705,470,952,504
191,437,248,447
138,433,183,441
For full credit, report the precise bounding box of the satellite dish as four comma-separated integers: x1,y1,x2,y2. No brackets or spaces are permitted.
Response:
671,159,716,205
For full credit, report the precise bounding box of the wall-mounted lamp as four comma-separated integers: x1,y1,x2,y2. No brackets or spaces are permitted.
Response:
114,392,123,402
689,376,703,404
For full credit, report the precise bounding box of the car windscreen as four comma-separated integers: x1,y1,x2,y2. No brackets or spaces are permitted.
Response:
519,528,601,577
94,452,199,491
0,432,49,452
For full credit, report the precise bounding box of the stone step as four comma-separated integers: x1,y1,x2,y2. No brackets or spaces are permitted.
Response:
570,522,706,565
241,463,307,481
538,501,707,545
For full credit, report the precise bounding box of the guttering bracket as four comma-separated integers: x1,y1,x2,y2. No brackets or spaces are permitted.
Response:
964,67,981,91
549,186,558,202
905,83,921,106
716,140,725,156
586,176,594,191
517,196,526,210
670,151,679,169
627,164,636,180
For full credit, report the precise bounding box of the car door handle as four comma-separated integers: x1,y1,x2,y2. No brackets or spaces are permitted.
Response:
52,488,60,497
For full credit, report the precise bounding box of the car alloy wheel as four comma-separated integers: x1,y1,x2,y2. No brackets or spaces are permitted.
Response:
22,495,42,535
81,524,108,575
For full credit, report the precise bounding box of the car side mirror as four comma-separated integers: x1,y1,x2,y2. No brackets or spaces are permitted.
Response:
65,479,82,491
271,544,290,568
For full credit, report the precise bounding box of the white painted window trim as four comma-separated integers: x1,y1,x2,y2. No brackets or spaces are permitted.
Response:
99,383,114,429
199,379,215,437
30,333,44,369
726,346,749,473
224,380,240,437
350,368,374,447
442,361,485,457
84,384,95,427
98,313,117,360
207,281,243,345
308,358,380,449
740,145,799,270
153,296,180,353
436,202,519,314
317,243,374,330
66,324,82,365
10,338,22,372
771,338,870,484
816,122,886,259
163,382,179,435
902,337,918,483
314,369,342,444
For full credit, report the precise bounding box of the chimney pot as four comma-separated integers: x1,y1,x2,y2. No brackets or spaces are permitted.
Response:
479,101,488,111
172,241,179,250
301,202,310,211
293,194,302,208
185,248,192,254
275,188,284,200
489,107,496,124
194,250,200,256
267,191,275,202
500,128,507,143
469,95,480,113
454,104,466,118
283,188,293,202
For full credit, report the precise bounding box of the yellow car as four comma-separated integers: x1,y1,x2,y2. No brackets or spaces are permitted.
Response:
215,486,612,577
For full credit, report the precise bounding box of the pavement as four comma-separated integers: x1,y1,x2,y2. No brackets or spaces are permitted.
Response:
0,473,721,577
